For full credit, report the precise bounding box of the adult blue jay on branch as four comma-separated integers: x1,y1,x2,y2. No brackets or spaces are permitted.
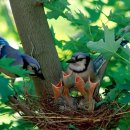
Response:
0,37,44,80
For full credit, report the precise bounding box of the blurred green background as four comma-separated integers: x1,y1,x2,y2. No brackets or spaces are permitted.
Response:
0,0,130,129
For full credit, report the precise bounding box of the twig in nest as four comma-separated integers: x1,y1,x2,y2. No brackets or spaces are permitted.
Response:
8,92,130,130
8,96,40,123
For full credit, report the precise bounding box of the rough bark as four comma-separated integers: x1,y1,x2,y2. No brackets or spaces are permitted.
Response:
9,0,62,97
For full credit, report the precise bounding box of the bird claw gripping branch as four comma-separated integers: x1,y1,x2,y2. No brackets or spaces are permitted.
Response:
52,72,100,112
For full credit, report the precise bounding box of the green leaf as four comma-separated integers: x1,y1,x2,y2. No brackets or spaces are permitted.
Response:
45,0,70,19
0,57,30,77
102,82,130,103
0,76,14,102
120,93,130,104
70,90,79,97
105,87,120,102
0,107,13,115
0,122,13,130
87,24,122,59
68,124,79,130
124,32,130,41
117,115,130,130
85,7,100,22
119,45,130,60
108,11,130,26
0,103,15,116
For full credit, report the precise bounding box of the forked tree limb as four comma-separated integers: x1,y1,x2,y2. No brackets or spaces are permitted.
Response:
9,0,62,98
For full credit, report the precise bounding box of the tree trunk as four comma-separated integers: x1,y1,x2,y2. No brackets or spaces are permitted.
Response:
9,0,62,98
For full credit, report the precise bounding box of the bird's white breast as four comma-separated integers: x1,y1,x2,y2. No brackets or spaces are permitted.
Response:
67,61,96,82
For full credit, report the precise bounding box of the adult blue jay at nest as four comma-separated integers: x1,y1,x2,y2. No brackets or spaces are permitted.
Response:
66,40,128,101
67,52,106,82
67,40,128,82
0,37,44,79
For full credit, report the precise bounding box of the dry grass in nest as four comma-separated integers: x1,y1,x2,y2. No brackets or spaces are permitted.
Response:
9,94,130,130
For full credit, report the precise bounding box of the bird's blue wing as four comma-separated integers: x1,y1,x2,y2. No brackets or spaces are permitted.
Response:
93,55,106,74
0,37,9,45
0,45,24,66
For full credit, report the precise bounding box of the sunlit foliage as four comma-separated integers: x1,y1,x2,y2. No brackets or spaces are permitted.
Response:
0,0,130,129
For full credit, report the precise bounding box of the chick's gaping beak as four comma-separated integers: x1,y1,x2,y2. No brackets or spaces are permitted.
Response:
66,59,76,63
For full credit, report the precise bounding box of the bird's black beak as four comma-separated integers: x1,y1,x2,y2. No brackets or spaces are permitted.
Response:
66,59,76,63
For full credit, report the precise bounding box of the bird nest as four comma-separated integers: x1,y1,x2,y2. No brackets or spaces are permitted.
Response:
9,94,130,130
8,72,130,129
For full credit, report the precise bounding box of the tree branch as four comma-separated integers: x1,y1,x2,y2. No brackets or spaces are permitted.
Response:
9,0,62,98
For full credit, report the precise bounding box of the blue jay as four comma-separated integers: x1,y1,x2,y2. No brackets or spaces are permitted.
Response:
66,41,128,101
0,37,44,79
66,40,128,82
67,52,99,82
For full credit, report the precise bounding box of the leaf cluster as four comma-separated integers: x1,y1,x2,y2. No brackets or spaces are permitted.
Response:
1,0,130,129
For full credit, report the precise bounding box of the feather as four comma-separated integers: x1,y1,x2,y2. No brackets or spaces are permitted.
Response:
93,55,106,74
